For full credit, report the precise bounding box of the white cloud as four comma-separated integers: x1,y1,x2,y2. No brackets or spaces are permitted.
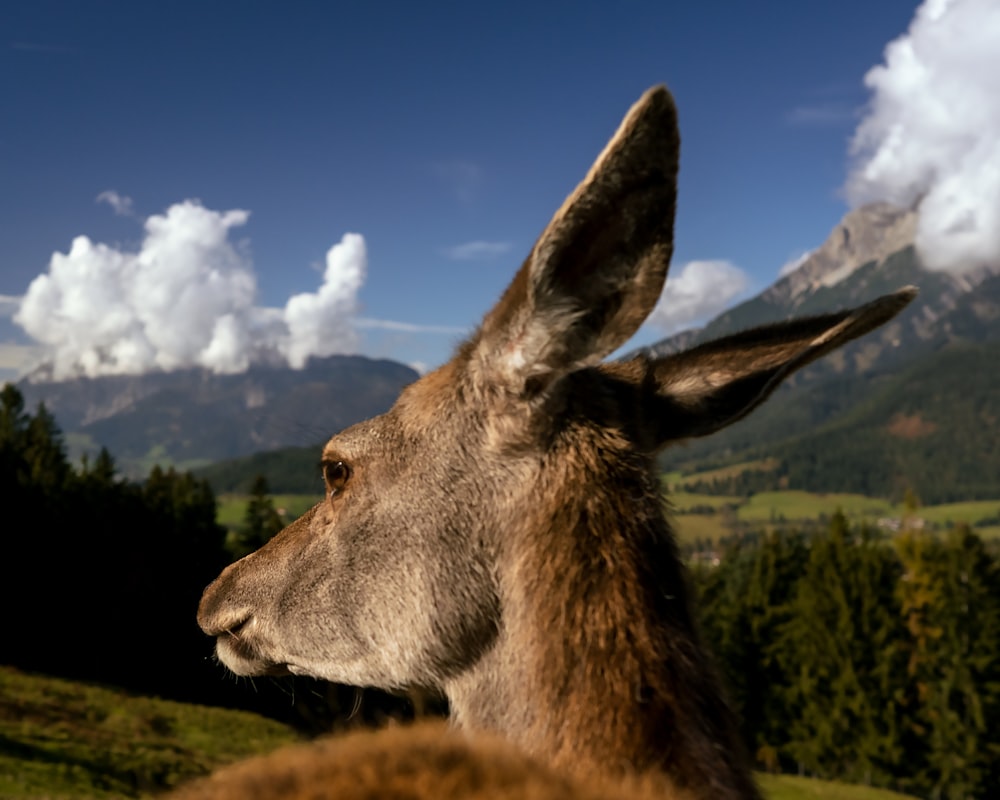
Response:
13,200,369,380
96,190,135,217
281,233,366,369
846,0,1000,273
0,342,42,372
778,250,812,278
646,260,750,334
355,318,467,335
0,295,22,318
442,240,512,261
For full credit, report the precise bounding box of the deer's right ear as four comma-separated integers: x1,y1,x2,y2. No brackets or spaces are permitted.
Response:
468,86,680,400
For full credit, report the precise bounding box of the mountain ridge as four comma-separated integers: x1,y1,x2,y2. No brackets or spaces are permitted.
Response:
11,202,998,495
16,354,418,476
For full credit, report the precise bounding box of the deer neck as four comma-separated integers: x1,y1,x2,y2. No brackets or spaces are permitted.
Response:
444,447,760,800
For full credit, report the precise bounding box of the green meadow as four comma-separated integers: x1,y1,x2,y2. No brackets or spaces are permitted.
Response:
662,463,1000,545
214,477,1000,547
0,666,919,800
0,666,297,799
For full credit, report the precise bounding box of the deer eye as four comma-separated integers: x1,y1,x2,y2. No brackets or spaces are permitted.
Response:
323,460,351,496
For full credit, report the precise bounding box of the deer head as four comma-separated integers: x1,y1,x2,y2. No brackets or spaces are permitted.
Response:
197,86,915,798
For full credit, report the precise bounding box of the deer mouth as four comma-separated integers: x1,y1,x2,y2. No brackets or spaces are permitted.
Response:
214,621,291,677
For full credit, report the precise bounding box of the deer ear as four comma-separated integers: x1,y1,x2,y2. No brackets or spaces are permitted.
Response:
470,86,679,398
639,287,918,448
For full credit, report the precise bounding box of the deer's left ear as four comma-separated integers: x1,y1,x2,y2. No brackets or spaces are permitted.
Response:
469,86,680,399
632,287,918,450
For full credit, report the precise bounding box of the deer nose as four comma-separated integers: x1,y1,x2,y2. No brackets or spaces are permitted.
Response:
197,561,253,637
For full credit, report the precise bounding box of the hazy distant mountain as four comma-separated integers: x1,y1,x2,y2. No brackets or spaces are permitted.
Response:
17,355,418,476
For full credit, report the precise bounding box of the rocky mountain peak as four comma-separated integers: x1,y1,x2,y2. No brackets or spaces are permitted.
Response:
767,202,918,306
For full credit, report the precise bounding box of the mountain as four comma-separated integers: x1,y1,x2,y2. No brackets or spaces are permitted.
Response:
13,203,998,502
16,355,418,476
188,204,1000,503
637,203,998,376
639,202,1000,502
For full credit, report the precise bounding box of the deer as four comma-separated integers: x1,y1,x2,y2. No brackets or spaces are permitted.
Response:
173,85,916,799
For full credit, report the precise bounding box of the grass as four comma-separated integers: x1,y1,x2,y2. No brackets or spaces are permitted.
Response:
216,493,321,529
669,459,779,489
737,491,894,524
658,468,1000,546
0,666,297,799
759,774,917,800
668,490,743,511
672,513,733,543
0,668,923,800
914,500,1000,526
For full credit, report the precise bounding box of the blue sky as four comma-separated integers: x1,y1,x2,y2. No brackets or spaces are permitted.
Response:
0,1,961,379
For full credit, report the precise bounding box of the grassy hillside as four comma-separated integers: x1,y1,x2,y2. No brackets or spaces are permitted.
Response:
757,774,918,800
0,666,297,798
0,667,919,800
195,443,325,494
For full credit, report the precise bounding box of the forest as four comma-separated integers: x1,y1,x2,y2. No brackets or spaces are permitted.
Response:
1,383,998,798
692,521,1000,799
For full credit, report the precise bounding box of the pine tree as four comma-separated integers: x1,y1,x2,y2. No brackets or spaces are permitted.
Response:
22,403,70,490
233,474,285,558
777,513,907,785
920,526,1000,799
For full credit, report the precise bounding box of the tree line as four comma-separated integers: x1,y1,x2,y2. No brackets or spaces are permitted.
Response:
1,383,230,700
692,516,1000,799
3,381,997,796
0,384,418,731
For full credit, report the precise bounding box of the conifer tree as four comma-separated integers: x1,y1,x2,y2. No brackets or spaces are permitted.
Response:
22,403,70,491
777,513,906,784
233,474,285,558
920,526,1000,798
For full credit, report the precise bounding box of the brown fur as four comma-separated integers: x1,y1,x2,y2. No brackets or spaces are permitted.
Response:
170,721,696,800
180,85,916,799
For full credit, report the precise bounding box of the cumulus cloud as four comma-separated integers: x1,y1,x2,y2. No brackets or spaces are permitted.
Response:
0,343,42,373
96,190,135,217
13,200,368,380
442,240,512,261
646,260,750,334
846,0,1000,273
281,233,365,369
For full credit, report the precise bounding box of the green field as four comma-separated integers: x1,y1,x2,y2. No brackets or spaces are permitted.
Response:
211,481,1000,547
0,667,918,800
660,462,1000,545
736,491,894,524
0,666,297,798
669,458,779,489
